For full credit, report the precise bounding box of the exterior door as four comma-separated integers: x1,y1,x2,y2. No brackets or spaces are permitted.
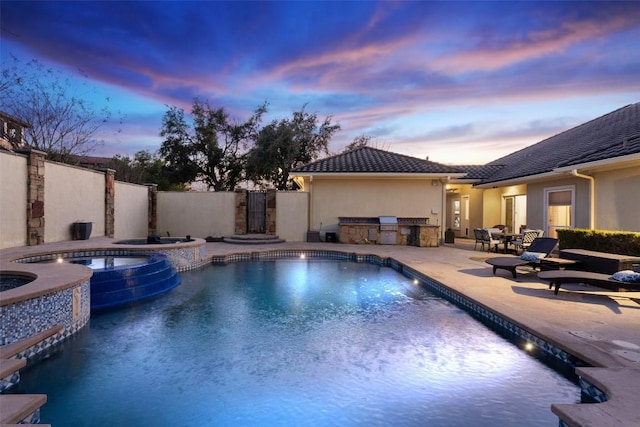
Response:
247,191,266,234
451,197,461,233
461,196,470,237
504,195,527,234
545,186,575,238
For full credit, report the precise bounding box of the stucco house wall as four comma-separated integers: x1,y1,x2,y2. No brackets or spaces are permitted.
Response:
481,188,503,229
444,183,485,236
526,177,591,232
304,177,443,235
275,191,309,242
593,166,639,232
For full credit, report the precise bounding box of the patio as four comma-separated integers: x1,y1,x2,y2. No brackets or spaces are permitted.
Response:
2,237,640,426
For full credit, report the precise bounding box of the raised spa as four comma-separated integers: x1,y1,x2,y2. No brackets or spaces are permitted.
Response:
40,254,181,310
0,272,35,292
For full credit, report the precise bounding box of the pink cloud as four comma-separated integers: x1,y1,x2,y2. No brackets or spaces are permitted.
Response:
429,14,640,74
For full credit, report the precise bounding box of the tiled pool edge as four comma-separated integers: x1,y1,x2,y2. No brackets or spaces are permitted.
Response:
1,242,208,390
209,249,608,424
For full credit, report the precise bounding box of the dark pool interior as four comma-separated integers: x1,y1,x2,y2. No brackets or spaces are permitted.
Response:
0,273,34,292
12,259,579,426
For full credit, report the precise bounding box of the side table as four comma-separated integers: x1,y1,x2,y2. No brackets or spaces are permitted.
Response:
540,257,580,271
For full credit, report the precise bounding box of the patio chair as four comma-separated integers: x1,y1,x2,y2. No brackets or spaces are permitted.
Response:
484,228,503,252
473,228,489,251
539,269,640,295
485,237,558,278
511,230,540,254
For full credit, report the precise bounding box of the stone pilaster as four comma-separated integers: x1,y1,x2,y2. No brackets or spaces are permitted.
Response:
18,149,46,245
146,184,158,236
234,189,247,235
265,190,277,235
103,169,115,237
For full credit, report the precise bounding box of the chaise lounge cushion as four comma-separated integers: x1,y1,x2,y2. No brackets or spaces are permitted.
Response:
610,270,640,283
485,237,558,279
520,251,546,262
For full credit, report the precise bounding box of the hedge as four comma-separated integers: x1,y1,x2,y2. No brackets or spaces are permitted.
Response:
556,228,640,256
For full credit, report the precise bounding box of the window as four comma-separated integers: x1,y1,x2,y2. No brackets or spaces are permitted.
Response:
452,198,461,230
544,186,575,238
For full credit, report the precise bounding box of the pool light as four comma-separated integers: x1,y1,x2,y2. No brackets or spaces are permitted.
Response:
300,253,306,259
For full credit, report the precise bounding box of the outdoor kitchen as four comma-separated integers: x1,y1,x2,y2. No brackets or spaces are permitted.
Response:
338,216,440,247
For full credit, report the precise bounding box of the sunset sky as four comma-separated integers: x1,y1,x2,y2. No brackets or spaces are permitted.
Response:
1,1,639,164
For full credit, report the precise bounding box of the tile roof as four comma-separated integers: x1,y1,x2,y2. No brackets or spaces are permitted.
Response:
455,164,504,180
292,146,465,174
472,102,640,185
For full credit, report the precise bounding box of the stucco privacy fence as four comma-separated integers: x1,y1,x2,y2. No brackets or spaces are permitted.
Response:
0,149,312,250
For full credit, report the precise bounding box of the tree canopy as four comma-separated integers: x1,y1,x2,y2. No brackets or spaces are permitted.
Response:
246,106,340,190
108,150,183,191
159,99,267,191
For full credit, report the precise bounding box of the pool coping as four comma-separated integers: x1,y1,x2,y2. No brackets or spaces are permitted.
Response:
2,239,640,426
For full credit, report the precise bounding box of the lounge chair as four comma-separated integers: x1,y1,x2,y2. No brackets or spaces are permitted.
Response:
485,237,558,278
538,270,640,295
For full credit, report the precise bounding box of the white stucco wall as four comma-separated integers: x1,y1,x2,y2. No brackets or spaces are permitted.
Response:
114,181,149,239
276,191,309,242
305,177,443,235
0,151,28,248
44,161,105,242
156,192,236,238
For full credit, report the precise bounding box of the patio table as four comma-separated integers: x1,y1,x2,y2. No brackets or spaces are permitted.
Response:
492,232,521,254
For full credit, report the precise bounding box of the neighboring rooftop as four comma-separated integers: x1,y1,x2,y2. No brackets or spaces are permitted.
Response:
0,111,30,152
293,146,466,175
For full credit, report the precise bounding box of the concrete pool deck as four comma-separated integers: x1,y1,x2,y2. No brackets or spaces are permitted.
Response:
2,237,640,426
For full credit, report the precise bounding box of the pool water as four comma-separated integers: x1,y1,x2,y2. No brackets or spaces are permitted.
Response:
14,260,579,426
43,256,150,269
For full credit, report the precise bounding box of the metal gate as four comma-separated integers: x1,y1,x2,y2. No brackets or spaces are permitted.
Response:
247,191,266,233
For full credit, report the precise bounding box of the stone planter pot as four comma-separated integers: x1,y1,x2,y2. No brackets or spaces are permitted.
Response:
72,222,92,240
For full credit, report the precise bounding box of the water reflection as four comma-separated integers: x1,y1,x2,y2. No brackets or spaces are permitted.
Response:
15,260,579,427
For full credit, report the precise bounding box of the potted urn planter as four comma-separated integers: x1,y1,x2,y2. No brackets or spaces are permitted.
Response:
72,221,93,240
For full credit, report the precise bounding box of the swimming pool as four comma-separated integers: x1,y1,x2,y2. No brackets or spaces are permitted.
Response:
13,259,579,426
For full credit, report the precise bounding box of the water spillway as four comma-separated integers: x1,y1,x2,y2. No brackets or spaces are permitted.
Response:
88,254,181,310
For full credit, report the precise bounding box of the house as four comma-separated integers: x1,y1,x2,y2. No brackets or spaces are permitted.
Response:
291,147,466,244
293,103,640,245
0,111,30,152
447,102,640,237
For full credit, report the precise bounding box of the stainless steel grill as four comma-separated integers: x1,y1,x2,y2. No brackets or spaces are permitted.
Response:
379,216,398,245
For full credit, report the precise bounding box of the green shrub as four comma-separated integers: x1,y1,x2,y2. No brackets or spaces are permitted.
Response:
557,228,640,256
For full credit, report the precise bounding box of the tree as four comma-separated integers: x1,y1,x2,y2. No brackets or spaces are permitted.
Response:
159,99,267,191
343,134,373,152
246,105,340,190
108,150,183,191
341,134,389,153
0,55,120,164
